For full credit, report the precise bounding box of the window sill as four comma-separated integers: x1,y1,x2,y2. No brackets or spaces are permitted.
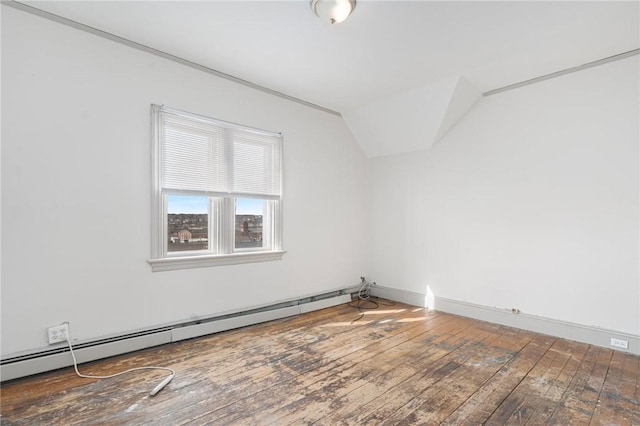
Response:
148,250,286,272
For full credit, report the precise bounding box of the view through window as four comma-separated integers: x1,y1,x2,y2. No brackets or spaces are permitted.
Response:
167,196,264,252
167,195,208,252
235,198,264,249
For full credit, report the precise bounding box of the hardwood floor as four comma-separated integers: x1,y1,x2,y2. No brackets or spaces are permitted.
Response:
1,300,638,425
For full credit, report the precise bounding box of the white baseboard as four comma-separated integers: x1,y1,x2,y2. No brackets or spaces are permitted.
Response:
370,285,427,308
1,293,351,382
371,285,640,356
0,331,173,382
171,294,351,342
300,294,352,313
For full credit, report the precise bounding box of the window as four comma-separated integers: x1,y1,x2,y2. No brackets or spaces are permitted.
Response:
148,105,284,271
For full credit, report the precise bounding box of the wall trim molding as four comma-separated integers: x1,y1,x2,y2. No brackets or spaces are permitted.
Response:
4,0,342,117
483,48,639,96
370,285,428,308
371,285,640,355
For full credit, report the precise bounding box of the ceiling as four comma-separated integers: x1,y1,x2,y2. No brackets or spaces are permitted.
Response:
17,1,640,156
22,1,639,112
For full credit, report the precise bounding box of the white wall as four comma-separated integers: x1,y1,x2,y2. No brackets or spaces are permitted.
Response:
367,56,639,336
1,7,367,356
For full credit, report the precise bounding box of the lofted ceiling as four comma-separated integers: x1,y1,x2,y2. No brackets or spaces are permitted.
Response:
17,0,640,156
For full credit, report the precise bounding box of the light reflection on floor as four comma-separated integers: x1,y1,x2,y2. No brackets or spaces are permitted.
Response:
319,305,429,327
396,317,429,323
360,309,407,315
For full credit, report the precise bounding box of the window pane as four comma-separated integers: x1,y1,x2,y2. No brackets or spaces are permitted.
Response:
235,198,263,249
167,195,208,252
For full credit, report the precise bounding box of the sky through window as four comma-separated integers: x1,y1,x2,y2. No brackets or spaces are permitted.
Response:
168,195,263,215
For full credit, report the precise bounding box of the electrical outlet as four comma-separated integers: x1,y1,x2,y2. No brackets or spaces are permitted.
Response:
610,337,629,349
48,323,69,344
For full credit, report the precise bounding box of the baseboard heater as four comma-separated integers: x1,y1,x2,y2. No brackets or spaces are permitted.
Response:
0,291,353,382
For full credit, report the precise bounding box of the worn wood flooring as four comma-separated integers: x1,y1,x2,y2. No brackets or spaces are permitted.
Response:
1,299,639,425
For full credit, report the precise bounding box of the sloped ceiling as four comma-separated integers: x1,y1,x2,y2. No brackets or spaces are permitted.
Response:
14,1,640,157
343,76,481,157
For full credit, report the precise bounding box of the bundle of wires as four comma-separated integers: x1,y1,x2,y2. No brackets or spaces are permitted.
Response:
349,277,379,323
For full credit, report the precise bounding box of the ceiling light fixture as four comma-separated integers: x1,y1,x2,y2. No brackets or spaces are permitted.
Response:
310,0,356,25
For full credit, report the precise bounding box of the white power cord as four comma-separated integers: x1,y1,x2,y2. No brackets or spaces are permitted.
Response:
63,322,175,396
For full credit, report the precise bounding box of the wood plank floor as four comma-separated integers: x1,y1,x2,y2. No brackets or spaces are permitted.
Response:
1,299,639,425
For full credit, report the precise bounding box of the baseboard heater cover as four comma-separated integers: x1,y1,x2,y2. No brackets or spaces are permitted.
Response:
0,293,351,382
171,305,302,342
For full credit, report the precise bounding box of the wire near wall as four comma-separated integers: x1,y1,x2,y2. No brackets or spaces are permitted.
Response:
349,277,387,323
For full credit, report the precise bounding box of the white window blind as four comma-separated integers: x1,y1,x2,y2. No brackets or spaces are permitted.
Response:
160,107,282,200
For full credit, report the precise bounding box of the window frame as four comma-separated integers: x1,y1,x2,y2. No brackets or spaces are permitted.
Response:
148,105,285,272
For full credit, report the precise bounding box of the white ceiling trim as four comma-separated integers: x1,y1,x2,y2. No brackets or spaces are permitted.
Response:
484,48,639,97
4,0,342,117
7,0,637,159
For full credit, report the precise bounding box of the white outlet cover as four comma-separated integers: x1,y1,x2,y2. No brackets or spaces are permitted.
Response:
610,337,629,349
48,324,69,344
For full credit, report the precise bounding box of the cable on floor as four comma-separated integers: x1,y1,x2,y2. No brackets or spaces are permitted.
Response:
349,277,384,323
64,322,175,396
